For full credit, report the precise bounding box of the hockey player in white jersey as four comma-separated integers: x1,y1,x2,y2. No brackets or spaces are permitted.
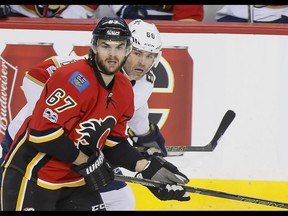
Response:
99,19,171,210
0,19,188,210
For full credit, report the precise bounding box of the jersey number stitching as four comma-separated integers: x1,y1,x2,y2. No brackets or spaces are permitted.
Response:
46,88,77,113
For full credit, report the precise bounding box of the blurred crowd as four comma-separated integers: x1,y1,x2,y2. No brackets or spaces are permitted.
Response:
1,5,288,23
0,5,204,21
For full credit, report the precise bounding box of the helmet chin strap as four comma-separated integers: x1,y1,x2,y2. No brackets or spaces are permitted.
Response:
147,60,157,73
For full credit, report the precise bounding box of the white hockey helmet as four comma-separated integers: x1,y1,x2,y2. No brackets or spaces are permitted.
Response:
128,19,162,68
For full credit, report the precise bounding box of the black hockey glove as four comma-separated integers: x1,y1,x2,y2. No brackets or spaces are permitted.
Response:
128,123,167,158
135,156,190,201
71,145,114,191
0,5,10,18
149,184,190,201
116,5,147,19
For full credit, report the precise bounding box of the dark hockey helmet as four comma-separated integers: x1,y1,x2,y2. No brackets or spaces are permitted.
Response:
91,17,132,56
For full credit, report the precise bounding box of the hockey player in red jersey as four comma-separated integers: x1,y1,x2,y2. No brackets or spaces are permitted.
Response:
1,17,190,211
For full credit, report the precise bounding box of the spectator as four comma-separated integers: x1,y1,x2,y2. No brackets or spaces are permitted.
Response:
8,5,99,18
110,5,204,21
215,5,288,23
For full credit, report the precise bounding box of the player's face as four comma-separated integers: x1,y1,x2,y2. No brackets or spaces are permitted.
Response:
123,48,156,80
95,39,128,75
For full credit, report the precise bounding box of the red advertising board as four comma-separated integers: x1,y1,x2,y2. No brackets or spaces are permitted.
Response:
148,47,193,147
0,43,57,140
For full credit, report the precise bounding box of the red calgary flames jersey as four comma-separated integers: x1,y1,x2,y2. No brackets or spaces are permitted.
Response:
4,59,134,189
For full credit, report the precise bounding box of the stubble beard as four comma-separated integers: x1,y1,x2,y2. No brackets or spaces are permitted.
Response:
96,55,124,76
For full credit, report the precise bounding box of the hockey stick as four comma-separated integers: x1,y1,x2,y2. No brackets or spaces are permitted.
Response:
138,110,236,153
168,109,236,152
114,174,288,209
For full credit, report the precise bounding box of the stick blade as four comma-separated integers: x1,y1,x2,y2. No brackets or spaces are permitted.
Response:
212,110,236,142
165,110,236,153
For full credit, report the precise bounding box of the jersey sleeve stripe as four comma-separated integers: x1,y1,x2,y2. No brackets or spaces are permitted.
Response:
29,128,64,143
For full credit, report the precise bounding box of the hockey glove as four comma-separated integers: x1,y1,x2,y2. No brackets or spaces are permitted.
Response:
135,156,190,201
116,5,147,19
128,123,167,158
71,145,114,191
149,184,190,201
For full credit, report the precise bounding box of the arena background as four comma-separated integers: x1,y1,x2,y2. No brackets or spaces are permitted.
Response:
1,16,288,211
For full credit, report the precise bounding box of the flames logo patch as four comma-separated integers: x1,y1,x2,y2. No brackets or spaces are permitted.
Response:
75,116,117,150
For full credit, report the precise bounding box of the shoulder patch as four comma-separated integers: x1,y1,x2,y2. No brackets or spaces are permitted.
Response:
69,72,90,92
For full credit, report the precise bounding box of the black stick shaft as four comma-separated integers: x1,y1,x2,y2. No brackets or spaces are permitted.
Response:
184,186,288,209
114,174,288,209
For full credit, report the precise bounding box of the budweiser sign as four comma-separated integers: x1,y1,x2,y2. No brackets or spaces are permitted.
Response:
0,56,17,137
